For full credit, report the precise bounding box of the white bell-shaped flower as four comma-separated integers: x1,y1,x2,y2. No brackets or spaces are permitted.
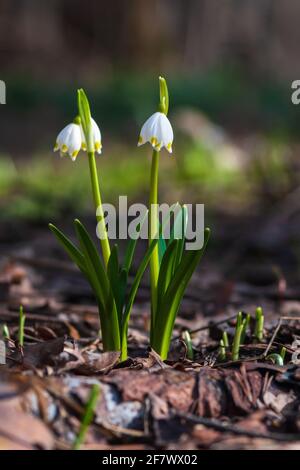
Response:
81,118,102,154
138,112,173,153
54,123,82,161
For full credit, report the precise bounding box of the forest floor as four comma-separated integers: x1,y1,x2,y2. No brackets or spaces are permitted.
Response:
0,215,300,451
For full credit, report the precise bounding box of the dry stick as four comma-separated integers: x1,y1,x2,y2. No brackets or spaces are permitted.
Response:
263,316,300,358
175,410,300,442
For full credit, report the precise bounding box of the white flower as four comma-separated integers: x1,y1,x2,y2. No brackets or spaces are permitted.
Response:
138,112,173,153
54,123,82,161
81,118,102,154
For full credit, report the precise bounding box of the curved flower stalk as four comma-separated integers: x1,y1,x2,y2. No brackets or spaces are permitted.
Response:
138,77,174,338
138,77,210,360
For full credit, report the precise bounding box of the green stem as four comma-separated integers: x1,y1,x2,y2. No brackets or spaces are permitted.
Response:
88,151,111,267
18,305,26,347
218,339,226,361
222,331,229,348
254,307,264,341
149,149,160,335
73,384,100,450
232,323,243,361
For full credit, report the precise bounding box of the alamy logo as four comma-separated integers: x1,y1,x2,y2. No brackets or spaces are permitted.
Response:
96,198,205,250
0,80,6,104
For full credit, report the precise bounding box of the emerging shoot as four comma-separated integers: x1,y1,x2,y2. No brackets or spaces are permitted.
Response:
73,384,100,450
18,305,26,347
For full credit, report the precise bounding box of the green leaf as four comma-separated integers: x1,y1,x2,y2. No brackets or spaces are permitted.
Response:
120,209,175,360
120,234,159,361
74,219,120,351
156,240,179,313
123,210,148,273
107,245,123,327
118,268,128,320
158,233,167,265
152,228,210,359
49,223,86,273
171,205,188,272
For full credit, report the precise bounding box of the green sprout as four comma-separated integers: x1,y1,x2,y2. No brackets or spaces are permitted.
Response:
218,339,226,361
266,346,286,366
218,331,229,361
266,353,284,366
182,330,194,360
18,305,26,347
222,330,229,348
240,312,250,344
231,316,244,361
2,324,10,339
73,384,100,450
254,306,264,341
280,346,287,362
218,314,249,362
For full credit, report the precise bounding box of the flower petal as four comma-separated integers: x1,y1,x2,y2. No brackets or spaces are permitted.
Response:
137,112,173,153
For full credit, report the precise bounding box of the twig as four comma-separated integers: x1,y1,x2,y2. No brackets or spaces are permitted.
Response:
263,316,300,358
175,410,300,442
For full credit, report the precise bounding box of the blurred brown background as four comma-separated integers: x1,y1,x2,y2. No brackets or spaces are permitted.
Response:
1,0,300,278
1,0,300,80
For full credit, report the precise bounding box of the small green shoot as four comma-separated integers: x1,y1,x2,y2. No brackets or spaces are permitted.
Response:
222,331,229,348
254,307,264,341
240,313,250,344
266,346,286,366
182,330,194,360
2,324,10,339
18,305,26,347
73,384,100,450
218,331,229,361
280,346,286,362
231,315,245,361
218,339,226,361
266,353,284,366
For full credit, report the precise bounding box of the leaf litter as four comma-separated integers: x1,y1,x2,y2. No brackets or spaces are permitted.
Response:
0,232,300,450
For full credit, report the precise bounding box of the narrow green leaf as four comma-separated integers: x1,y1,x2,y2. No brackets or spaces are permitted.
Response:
172,205,188,272
152,228,210,359
158,233,167,265
107,245,123,327
123,211,148,273
120,235,159,361
49,223,106,318
73,384,100,450
156,240,179,313
49,223,86,272
74,219,120,351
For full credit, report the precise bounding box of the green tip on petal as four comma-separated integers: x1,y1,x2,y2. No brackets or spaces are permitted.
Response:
73,115,81,125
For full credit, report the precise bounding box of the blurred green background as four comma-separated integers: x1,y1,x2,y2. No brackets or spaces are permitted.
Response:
1,0,300,229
